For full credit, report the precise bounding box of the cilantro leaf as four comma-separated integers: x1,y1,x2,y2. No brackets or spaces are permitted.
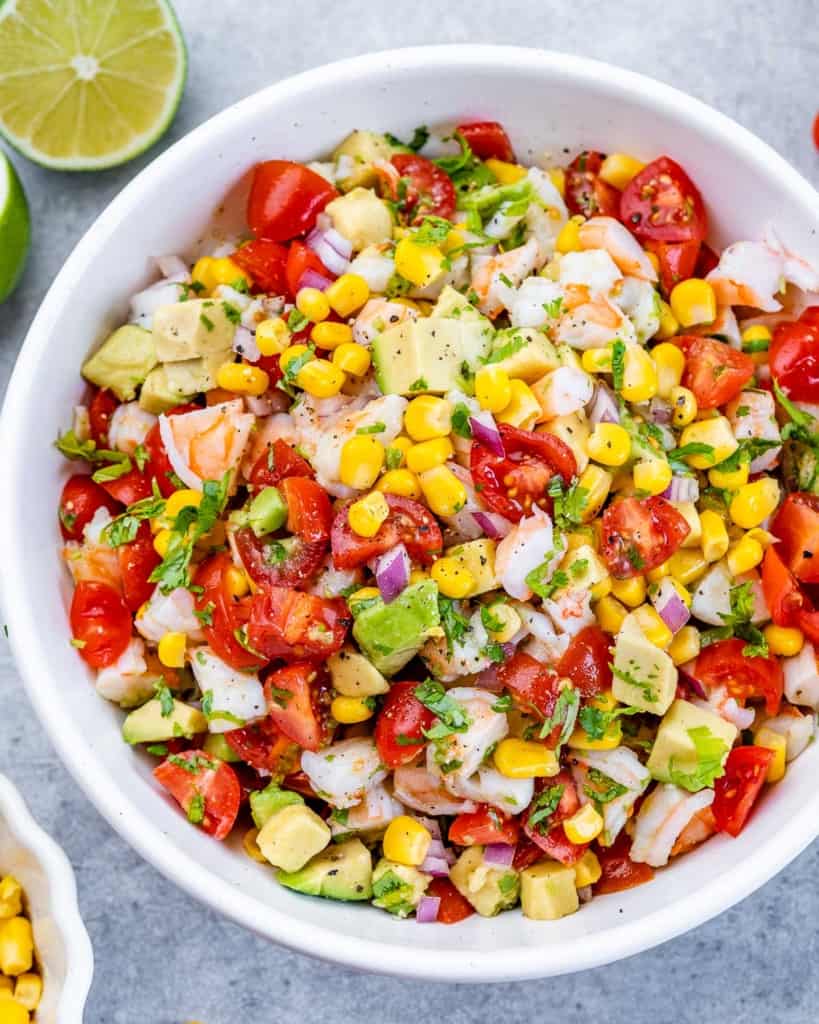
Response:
451,402,473,439
103,483,166,547
414,679,471,736
668,726,729,792
527,784,565,834
611,340,626,391
437,597,470,654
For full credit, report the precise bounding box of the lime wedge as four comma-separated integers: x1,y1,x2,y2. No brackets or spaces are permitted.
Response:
0,0,187,170
0,149,30,302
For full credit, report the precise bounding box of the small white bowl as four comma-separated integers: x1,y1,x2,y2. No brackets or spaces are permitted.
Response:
0,775,93,1022
2,46,819,982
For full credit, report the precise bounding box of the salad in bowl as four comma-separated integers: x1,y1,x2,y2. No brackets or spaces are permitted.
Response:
55,116,819,926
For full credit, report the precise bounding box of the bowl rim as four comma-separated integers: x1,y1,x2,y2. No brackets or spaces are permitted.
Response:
0,774,94,1019
3,44,819,982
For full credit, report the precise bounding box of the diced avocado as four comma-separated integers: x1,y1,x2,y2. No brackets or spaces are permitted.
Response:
612,615,677,714
782,440,819,495
152,299,237,362
202,733,240,763
121,698,207,745
445,539,498,596
82,324,158,401
277,837,373,901
256,803,331,872
371,858,431,918
250,782,304,829
485,327,559,382
325,188,393,251
542,412,590,474
138,348,232,413
247,486,287,537
450,846,520,917
520,861,579,921
327,647,390,698
646,698,738,790
352,580,441,676
432,285,491,327
560,544,608,593
332,130,395,190
372,317,494,396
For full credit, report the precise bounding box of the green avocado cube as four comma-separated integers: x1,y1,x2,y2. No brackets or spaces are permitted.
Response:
352,580,440,676
372,317,494,396
520,861,579,921
121,698,207,745
256,804,330,873
277,838,373,901
138,348,232,413
152,299,237,362
250,782,304,829
450,846,520,918
612,615,677,714
371,859,431,918
82,324,158,401
647,699,738,791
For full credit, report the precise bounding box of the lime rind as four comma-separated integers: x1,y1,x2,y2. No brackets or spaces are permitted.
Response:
0,151,31,303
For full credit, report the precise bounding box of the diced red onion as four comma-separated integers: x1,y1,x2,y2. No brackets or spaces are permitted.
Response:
471,510,513,539
652,577,691,634
419,855,451,877
417,816,442,840
678,665,707,700
483,843,516,868
649,397,673,425
416,895,441,923
661,475,700,503
469,412,505,457
427,838,455,865
588,383,620,426
474,665,503,691
306,226,351,276
233,325,259,363
375,543,410,603
298,268,334,292
578,884,593,904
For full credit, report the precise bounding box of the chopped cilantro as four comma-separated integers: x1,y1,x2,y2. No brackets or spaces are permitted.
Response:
583,767,628,805
611,340,626,391
286,308,309,333
199,312,215,332
385,447,403,471
668,726,729,792
451,402,473,439
187,792,205,825
154,679,174,718
409,377,429,392
415,679,471,735
437,596,470,654
103,483,166,547
482,331,528,365
356,422,386,435
527,784,565,834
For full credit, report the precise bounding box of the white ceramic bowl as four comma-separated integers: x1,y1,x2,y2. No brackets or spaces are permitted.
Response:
0,775,93,1021
2,46,819,982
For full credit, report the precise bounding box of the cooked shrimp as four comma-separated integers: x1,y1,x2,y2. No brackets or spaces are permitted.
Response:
558,249,623,296
543,587,596,636
726,389,781,472
160,399,255,491
392,765,477,816
495,506,564,601
301,737,387,809
189,647,266,734
508,276,565,329
95,637,158,706
578,217,658,283
670,806,716,857
515,602,570,663
329,783,405,837
555,296,637,350
421,609,494,682
136,586,205,644
613,277,661,344
63,512,121,591
691,685,755,731
532,366,594,418
470,238,540,318
447,767,534,815
707,231,819,312
690,305,741,349
630,783,715,867
108,402,157,455
571,747,650,845
424,687,508,781
353,297,419,346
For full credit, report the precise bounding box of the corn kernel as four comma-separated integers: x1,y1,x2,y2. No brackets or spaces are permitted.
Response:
404,396,452,441
419,466,467,517
222,566,250,601
324,273,370,317
654,300,680,341
563,803,604,844
611,576,646,608
667,624,701,666
331,342,371,377
475,365,512,413
153,528,172,558
633,458,673,496
586,423,631,467
494,738,560,779
548,167,566,197
431,556,476,599
485,158,527,184
669,385,697,427
0,999,30,1024
158,631,186,668
578,465,613,522
295,286,331,322
581,347,613,374
0,879,22,921
382,816,432,867
590,576,613,601
741,324,772,353
646,560,671,583
191,256,216,293
594,595,628,634
192,255,250,294
678,416,737,467
483,602,521,643
763,624,804,657
0,918,33,976
599,153,645,190
311,320,354,350
216,361,270,397
709,462,749,491
556,215,584,254
347,587,381,612
620,345,658,402
698,509,729,563
666,549,708,585
165,489,202,518
376,469,422,500
12,975,40,1013
347,491,390,538
574,849,602,887
406,437,454,474
242,827,266,863
331,695,375,724
256,317,291,356
297,358,346,398
630,605,673,649
339,436,385,490
394,237,444,288
497,379,541,430
729,478,780,530
726,535,764,576
753,726,787,783
669,278,717,327
651,342,685,398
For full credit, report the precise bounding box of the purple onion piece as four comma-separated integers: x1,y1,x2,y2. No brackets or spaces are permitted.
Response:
482,843,516,868
661,475,700,504
375,543,410,603
653,577,691,634
416,895,441,923
678,666,707,700
297,268,334,292
469,412,505,457
471,510,513,539
589,382,620,427
649,397,673,425
419,855,451,877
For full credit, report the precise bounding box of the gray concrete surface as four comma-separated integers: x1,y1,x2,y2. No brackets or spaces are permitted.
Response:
2,1,818,1020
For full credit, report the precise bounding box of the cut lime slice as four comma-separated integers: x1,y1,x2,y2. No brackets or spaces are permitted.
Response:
0,0,187,170
0,149,30,302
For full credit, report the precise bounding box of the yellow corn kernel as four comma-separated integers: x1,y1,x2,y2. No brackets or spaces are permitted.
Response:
222,565,250,600
431,556,476,599
483,602,521,643
406,437,454,474
669,385,697,427
729,478,781,530
574,849,602,887
475,365,512,414
279,342,309,373
578,465,613,522
339,436,385,490
215,362,270,397
753,727,787,783
699,509,729,562
548,167,566,197
746,527,776,550
494,738,560,779
678,416,737,467
654,300,680,341
669,278,717,327
0,918,33,977
586,423,631,467
297,358,346,398
376,469,422,500
347,586,381,612
165,488,202,518
0,879,22,921
620,346,658,403
646,560,671,583
763,624,804,657
611,576,646,608
667,624,701,666
0,999,30,1024
742,324,772,363
742,323,772,346
651,342,685,398
594,595,628,634
158,631,186,668
190,256,216,292
666,549,708,585
633,458,673,496
581,347,613,374
631,604,673,649
599,153,645,190
331,695,375,725
347,491,390,538
256,317,291,356
726,535,764,576
0,979,12,996
311,320,354,351
331,342,371,377
568,692,622,750
382,816,432,867
556,215,585,254
497,379,542,430
709,462,749,491
394,236,444,288
563,803,604,844
404,396,452,441
210,256,248,289
242,827,266,863
590,575,613,601
153,529,172,558
12,975,40,1013
295,286,331,322
485,158,527,184
325,273,370,317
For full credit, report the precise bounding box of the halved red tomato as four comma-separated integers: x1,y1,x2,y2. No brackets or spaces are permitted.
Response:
772,492,819,584
390,153,457,221
193,553,261,671
280,476,332,544
770,309,819,404
761,545,807,626
456,121,515,162
601,497,690,579
88,388,119,446
233,527,327,589
470,424,577,523
247,587,350,662
675,335,754,410
448,806,520,847
522,772,587,865
231,238,289,295
620,156,707,244
263,661,332,752
247,161,338,242
225,716,299,774
497,651,561,721
154,751,241,840
249,439,314,489
556,626,613,699
374,681,436,768
285,240,333,297
100,466,153,506
694,638,783,715
425,877,475,924
712,746,773,837
564,151,620,219
118,521,160,611
593,831,654,894
58,474,121,541
331,494,442,570
644,239,700,296
69,580,132,668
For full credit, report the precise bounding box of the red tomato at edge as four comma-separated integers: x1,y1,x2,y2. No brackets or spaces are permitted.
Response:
771,492,819,585
425,877,475,924
58,474,121,541
231,239,289,295
676,335,755,410
594,831,655,894
375,681,436,768
694,638,783,716
88,388,119,446
154,751,241,840
456,121,515,162
601,497,691,579
247,160,338,242
118,521,161,611
69,580,132,668
712,746,773,837
449,806,520,847
556,626,613,699
769,311,819,405
620,156,707,244
564,151,620,219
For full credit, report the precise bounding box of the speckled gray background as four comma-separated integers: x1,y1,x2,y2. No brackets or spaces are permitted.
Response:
1,1,818,1021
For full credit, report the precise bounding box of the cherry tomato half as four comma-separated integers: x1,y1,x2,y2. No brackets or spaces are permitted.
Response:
154,751,241,840
247,161,338,242
556,626,613,699
644,239,700,296
284,240,333,297
249,439,315,489
593,831,654,894
456,121,515,163
233,527,327,590
694,638,783,716
675,335,755,410
449,806,520,847
331,494,442,571
224,717,299,775
280,476,332,545
497,651,561,731
100,466,154,506
117,521,161,612
247,587,350,662
522,772,587,865
374,681,436,768
770,311,819,406
712,746,773,838
69,580,132,668
620,156,707,244
601,496,690,579
390,153,457,221
425,877,475,924
771,492,819,585
564,151,620,219
58,474,121,541
88,388,119,446
263,661,333,753
193,553,260,672
231,239,289,295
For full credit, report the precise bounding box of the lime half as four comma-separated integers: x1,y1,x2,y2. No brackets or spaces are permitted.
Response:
0,0,187,170
0,149,30,302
